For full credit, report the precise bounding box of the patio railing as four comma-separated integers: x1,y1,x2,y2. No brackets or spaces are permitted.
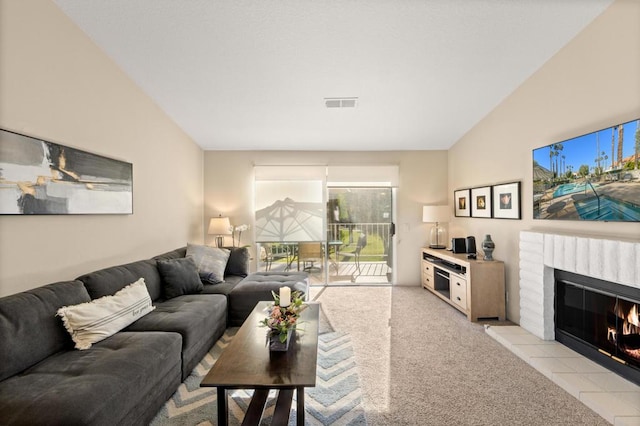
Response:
258,222,391,264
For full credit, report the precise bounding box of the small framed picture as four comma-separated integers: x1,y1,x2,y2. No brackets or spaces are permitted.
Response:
492,181,521,219
454,189,470,217
471,186,492,218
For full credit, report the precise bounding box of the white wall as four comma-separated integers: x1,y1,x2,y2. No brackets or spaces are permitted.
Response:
448,0,640,322
0,0,204,297
4,0,636,310
203,150,448,285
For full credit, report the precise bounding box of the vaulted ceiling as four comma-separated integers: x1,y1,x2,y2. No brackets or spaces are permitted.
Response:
53,0,613,151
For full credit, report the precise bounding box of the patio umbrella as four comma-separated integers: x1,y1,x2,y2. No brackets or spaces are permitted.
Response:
255,197,323,242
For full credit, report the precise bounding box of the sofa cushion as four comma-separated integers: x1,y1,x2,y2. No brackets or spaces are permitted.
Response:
152,246,187,262
199,275,244,296
152,245,249,280
126,294,227,379
0,280,90,382
186,243,230,284
157,257,203,299
57,278,155,350
227,272,309,327
0,331,182,426
77,259,163,301
225,246,250,277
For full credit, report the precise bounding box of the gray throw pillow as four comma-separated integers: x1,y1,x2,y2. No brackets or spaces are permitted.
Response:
225,247,250,277
157,257,203,299
186,243,230,284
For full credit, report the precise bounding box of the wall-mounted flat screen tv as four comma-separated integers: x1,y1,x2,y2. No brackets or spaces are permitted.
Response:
533,118,640,222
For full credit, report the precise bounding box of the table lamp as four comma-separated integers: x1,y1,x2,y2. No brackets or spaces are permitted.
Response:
208,215,232,247
422,205,449,249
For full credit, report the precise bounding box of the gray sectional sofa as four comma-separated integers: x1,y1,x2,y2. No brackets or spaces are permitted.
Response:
0,246,308,426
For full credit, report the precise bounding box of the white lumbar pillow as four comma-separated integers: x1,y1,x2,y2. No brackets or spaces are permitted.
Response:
57,278,155,350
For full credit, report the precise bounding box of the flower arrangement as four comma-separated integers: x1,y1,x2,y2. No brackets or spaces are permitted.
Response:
232,224,250,247
260,288,306,343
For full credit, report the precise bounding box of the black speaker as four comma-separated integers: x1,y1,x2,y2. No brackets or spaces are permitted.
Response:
466,236,476,254
451,238,466,253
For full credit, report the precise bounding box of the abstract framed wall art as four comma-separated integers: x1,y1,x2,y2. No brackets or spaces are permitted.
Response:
0,129,133,215
454,189,470,217
492,181,521,219
470,186,492,218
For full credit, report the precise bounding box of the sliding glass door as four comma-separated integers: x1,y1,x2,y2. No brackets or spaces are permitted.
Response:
327,187,394,284
254,165,397,286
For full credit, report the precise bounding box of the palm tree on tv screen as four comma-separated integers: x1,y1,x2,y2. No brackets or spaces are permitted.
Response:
617,125,624,169
611,128,616,170
634,120,639,170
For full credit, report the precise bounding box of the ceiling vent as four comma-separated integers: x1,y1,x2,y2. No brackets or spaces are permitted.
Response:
324,97,358,108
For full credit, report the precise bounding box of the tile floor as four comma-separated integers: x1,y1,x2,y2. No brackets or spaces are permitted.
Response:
486,325,640,426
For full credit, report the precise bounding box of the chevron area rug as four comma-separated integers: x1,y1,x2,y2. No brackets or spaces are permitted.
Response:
151,329,367,425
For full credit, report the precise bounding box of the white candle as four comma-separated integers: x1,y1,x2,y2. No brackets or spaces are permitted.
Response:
279,286,291,307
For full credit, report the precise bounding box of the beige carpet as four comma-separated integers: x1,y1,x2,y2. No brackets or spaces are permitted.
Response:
314,286,609,425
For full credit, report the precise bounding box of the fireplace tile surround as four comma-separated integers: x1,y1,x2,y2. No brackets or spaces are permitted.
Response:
487,325,640,424
486,231,640,424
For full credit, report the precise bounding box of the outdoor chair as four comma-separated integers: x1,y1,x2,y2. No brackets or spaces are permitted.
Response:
297,242,323,273
340,233,367,274
262,243,291,271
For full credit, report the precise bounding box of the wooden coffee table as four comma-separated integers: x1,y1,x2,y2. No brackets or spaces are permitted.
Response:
201,301,319,426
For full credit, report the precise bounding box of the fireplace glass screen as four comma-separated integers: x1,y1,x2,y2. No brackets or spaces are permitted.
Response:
555,271,640,385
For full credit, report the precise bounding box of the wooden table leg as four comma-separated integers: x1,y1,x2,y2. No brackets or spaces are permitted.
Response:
272,389,294,425
243,388,270,426
296,386,304,426
217,387,228,426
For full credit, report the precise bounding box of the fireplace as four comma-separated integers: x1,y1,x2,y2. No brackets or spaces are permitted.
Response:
555,269,640,386
511,232,640,421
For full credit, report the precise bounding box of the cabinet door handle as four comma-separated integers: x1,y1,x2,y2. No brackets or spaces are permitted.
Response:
456,297,461,301
456,282,461,286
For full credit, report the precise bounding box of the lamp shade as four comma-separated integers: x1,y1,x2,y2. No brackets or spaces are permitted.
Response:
208,216,232,235
422,205,449,223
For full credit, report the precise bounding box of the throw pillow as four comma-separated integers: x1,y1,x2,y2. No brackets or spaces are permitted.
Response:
225,247,250,277
56,278,155,350
186,243,230,284
157,256,203,299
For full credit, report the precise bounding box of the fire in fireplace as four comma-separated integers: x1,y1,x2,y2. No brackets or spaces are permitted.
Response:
612,299,640,361
555,270,640,387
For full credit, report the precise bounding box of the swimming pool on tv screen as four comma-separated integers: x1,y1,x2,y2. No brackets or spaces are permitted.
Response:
574,195,640,221
553,182,601,198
